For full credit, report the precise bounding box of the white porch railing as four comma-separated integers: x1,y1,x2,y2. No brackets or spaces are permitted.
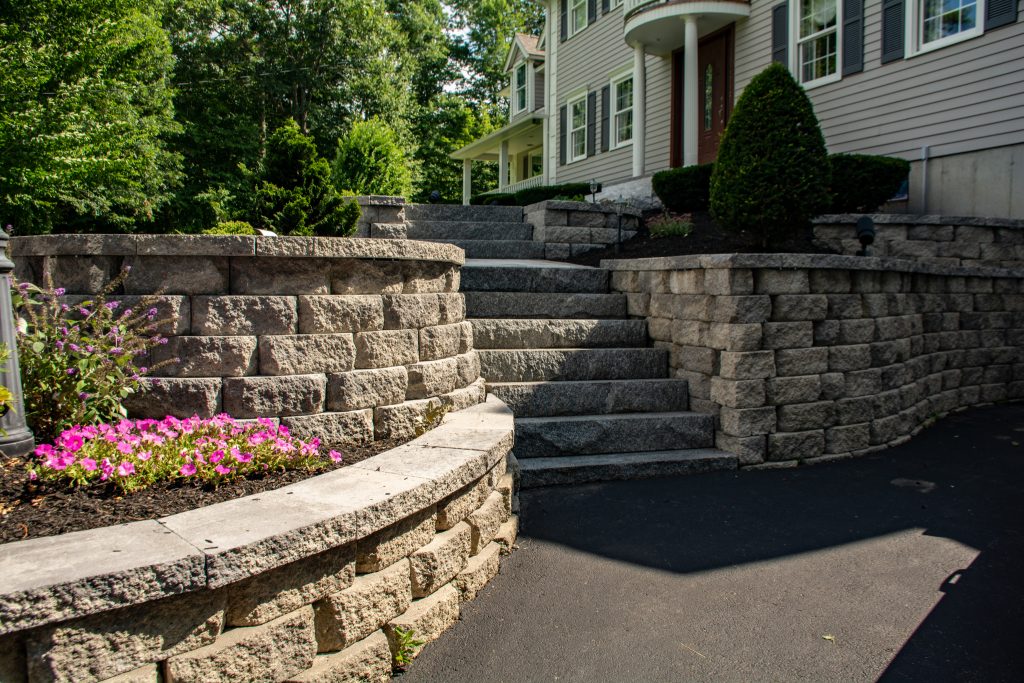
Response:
624,0,665,16
483,175,544,195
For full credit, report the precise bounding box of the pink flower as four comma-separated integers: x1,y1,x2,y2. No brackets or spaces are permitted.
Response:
100,459,114,482
28,471,38,481
215,464,232,475
116,441,134,455
137,451,152,462
80,458,98,472
117,462,135,477
329,450,343,463
209,450,225,465
180,463,197,476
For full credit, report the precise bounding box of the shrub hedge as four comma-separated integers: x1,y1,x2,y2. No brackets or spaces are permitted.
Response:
828,154,910,213
652,164,713,213
470,182,594,207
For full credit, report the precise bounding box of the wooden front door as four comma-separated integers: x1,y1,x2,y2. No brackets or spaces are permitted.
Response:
698,28,733,164
672,26,734,167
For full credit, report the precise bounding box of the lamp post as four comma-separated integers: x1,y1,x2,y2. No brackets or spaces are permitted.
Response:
615,196,626,254
0,229,34,457
856,216,876,257
589,179,600,204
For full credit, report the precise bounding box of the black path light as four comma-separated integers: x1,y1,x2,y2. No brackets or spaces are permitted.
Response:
856,216,876,257
0,228,35,457
589,179,600,204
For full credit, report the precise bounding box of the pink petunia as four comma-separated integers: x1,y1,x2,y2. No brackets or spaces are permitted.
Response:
116,441,134,455
137,451,152,462
80,458,98,472
329,450,343,463
215,464,232,475
117,462,135,477
180,463,197,476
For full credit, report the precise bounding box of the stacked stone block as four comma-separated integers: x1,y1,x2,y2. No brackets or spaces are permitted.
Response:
11,236,483,447
525,200,641,259
607,254,1024,466
814,214,1024,269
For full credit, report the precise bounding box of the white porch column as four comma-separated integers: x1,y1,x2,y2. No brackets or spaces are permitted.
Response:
683,16,700,167
462,159,472,206
499,140,510,189
632,43,647,178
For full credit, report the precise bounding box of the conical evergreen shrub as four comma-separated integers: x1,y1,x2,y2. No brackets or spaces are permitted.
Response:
710,63,830,247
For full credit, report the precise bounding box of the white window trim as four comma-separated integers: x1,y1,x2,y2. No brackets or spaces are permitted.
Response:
906,0,985,57
512,61,530,115
569,0,589,38
567,92,588,164
610,0,624,8
609,72,634,150
790,0,843,90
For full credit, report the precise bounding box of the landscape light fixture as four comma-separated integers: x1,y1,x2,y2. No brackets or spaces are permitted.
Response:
615,195,627,254
0,228,35,457
856,216,876,257
590,179,600,203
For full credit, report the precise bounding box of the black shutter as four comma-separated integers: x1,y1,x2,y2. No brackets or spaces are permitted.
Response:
881,0,905,64
601,85,611,153
588,0,597,25
587,91,597,157
772,3,789,65
601,0,610,14
986,0,1019,30
560,0,568,41
842,0,865,75
559,105,567,166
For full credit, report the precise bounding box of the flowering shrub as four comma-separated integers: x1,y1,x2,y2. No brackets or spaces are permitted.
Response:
12,267,177,443
28,415,343,493
647,212,694,239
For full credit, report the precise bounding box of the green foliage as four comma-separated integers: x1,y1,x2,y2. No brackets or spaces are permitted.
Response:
652,164,714,214
828,154,911,213
710,63,831,247
391,626,425,671
647,213,695,239
240,120,361,237
333,119,414,197
413,95,498,202
513,183,594,206
12,270,177,444
471,193,517,205
203,221,256,235
0,0,182,234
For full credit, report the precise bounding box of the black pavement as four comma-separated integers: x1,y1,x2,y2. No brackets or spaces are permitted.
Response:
397,403,1024,682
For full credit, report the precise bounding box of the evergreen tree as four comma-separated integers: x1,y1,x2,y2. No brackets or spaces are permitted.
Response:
333,119,414,197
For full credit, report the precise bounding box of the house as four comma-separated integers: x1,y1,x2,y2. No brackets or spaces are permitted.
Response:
453,0,1024,219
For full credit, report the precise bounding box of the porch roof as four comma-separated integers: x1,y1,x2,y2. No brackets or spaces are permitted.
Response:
450,113,545,162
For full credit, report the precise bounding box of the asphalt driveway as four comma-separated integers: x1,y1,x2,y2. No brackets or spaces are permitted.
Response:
398,403,1024,682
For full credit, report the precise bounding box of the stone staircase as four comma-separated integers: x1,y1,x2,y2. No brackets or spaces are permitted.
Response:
462,258,737,488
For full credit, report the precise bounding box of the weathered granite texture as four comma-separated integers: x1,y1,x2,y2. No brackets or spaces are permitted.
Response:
524,200,641,260
814,214,1024,269
12,236,479,447
604,254,1024,466
0,399,517,682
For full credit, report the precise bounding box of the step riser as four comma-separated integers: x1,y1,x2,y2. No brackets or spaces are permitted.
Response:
424,240,547,259
405,222,534,241
518,450,737,488
514,414,716,458
466,293,627,319
488,380,689,417
471,320,647,350
461,267,609,294
404,204,525,223
479,349,668,382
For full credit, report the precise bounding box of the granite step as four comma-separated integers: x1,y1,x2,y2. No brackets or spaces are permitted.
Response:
513,412,716,458
466,292,627,319
478,348,668,382
404,204,525,223
461,264,609,293
405,221,534,241
517,449,738,488
423,240,547,259
488,379,689,417
471,319,648,349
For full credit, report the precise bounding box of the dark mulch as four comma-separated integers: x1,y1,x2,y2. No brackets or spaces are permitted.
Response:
563,211,836,267
0,437,406,545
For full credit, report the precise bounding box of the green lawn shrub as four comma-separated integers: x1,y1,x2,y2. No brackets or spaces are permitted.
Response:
652,164,713,213
828,154,911,212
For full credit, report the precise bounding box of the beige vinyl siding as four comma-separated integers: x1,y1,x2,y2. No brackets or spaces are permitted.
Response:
554,5,676,184
535,69,546,112
735,2,1024,161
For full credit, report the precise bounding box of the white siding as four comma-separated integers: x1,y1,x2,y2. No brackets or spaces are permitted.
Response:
734,2,1024,161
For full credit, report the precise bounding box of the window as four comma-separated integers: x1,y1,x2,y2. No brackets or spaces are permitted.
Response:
916,0,982,52
514,63,528,113
610,0,624,7
796,0,840,85
570,0,588,36
569,94,588,162
704,64,713,131
610,75,634,148
529,153,544,178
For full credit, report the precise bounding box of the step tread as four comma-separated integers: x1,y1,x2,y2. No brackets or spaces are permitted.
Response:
516,410,707,424
461,265,609,293
423,240,546,259
466,291,627,319
488,378,689,417
405,221,533,241
479,347,668,382
517,449,738,488
471,319,646,349
513,410,715,457
404,204,525,222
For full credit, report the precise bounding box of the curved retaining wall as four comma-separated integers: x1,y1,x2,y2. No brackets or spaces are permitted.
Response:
606,253,1024,466
0,398,518,682
10,236,483,446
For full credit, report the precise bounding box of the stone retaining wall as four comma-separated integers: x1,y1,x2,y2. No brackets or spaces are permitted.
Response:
605,254,1024,466
10,236,482,447
814,214,1024,269
526,200,641,259
0,398,519,683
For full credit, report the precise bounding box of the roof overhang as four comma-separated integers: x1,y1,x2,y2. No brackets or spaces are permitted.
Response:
451,115,545,161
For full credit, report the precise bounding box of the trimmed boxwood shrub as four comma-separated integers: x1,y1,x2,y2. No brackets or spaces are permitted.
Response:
203,221,256,235
471,192,517,205
514,182,593,206
710,63,830,247
828,154,910,212
652,164,713,213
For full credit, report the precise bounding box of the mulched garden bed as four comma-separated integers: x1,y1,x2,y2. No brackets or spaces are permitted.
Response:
563,211,836,267
0,437,406,545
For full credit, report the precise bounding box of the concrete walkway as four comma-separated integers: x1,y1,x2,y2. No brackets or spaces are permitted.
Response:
398,403,1024,682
